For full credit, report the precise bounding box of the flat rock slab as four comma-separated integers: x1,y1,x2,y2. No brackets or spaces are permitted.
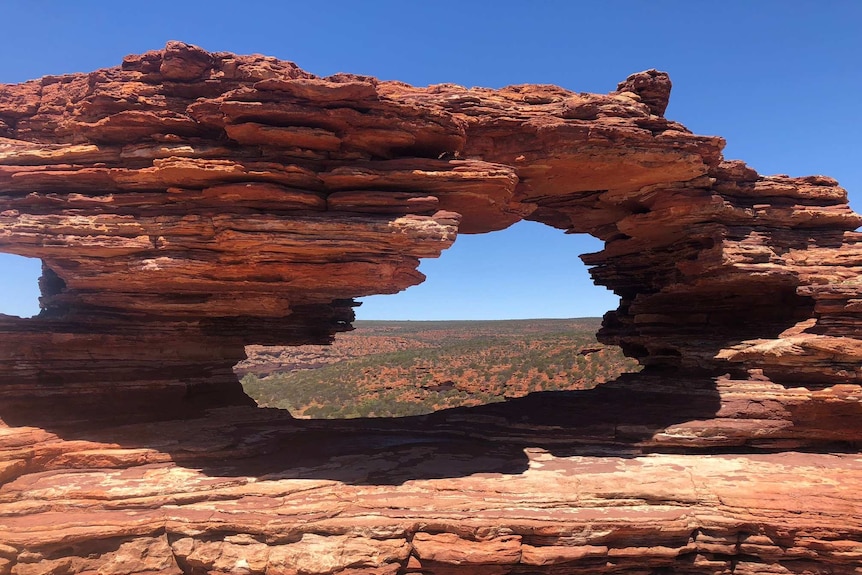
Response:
1,400,861,574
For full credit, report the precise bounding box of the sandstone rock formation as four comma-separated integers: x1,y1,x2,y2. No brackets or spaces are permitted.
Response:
0,42,860,574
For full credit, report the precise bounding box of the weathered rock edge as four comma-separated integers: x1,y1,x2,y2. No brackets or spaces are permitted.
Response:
0,42,860,574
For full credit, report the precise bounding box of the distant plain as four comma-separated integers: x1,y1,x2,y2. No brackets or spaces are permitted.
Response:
239,318,639,418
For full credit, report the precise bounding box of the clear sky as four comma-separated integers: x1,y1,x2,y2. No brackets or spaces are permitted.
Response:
0,0,859,320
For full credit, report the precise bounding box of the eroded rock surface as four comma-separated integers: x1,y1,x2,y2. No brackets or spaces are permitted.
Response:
1,42,860,573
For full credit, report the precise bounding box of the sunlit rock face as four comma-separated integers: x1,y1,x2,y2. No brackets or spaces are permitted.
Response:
0,42,860,574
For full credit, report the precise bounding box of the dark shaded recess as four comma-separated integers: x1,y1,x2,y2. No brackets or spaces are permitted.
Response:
37,263,66,315
599,278,816,376
200,300,356,345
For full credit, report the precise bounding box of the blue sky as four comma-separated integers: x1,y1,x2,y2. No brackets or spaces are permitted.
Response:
0,0,859,319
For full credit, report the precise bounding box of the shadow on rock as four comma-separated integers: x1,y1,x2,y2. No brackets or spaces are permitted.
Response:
0,371,722,485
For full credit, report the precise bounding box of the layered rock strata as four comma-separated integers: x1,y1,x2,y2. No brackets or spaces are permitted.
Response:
2,399,861,575
0,42,860,573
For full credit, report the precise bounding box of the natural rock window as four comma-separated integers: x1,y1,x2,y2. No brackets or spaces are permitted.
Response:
1,43,861,575
356,221,620,321
237,222,639,418
0,253,42,318
0,44,858,410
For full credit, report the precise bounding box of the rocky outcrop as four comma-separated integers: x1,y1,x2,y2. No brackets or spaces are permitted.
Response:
1,42,860,573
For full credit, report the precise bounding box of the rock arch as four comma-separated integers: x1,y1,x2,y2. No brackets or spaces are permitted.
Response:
1,43,861,573
1,42,858,405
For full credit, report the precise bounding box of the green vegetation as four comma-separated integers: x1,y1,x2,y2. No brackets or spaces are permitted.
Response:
240,318,639,418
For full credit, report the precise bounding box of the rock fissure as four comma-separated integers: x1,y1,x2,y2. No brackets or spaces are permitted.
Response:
1,42,861,574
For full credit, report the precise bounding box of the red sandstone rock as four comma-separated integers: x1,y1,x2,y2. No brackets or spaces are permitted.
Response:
0,42,861,574
615,69,673,116
1,403,861,574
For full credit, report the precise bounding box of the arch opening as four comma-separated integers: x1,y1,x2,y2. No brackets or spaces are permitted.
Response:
237,221,641,418
0,254,43,319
